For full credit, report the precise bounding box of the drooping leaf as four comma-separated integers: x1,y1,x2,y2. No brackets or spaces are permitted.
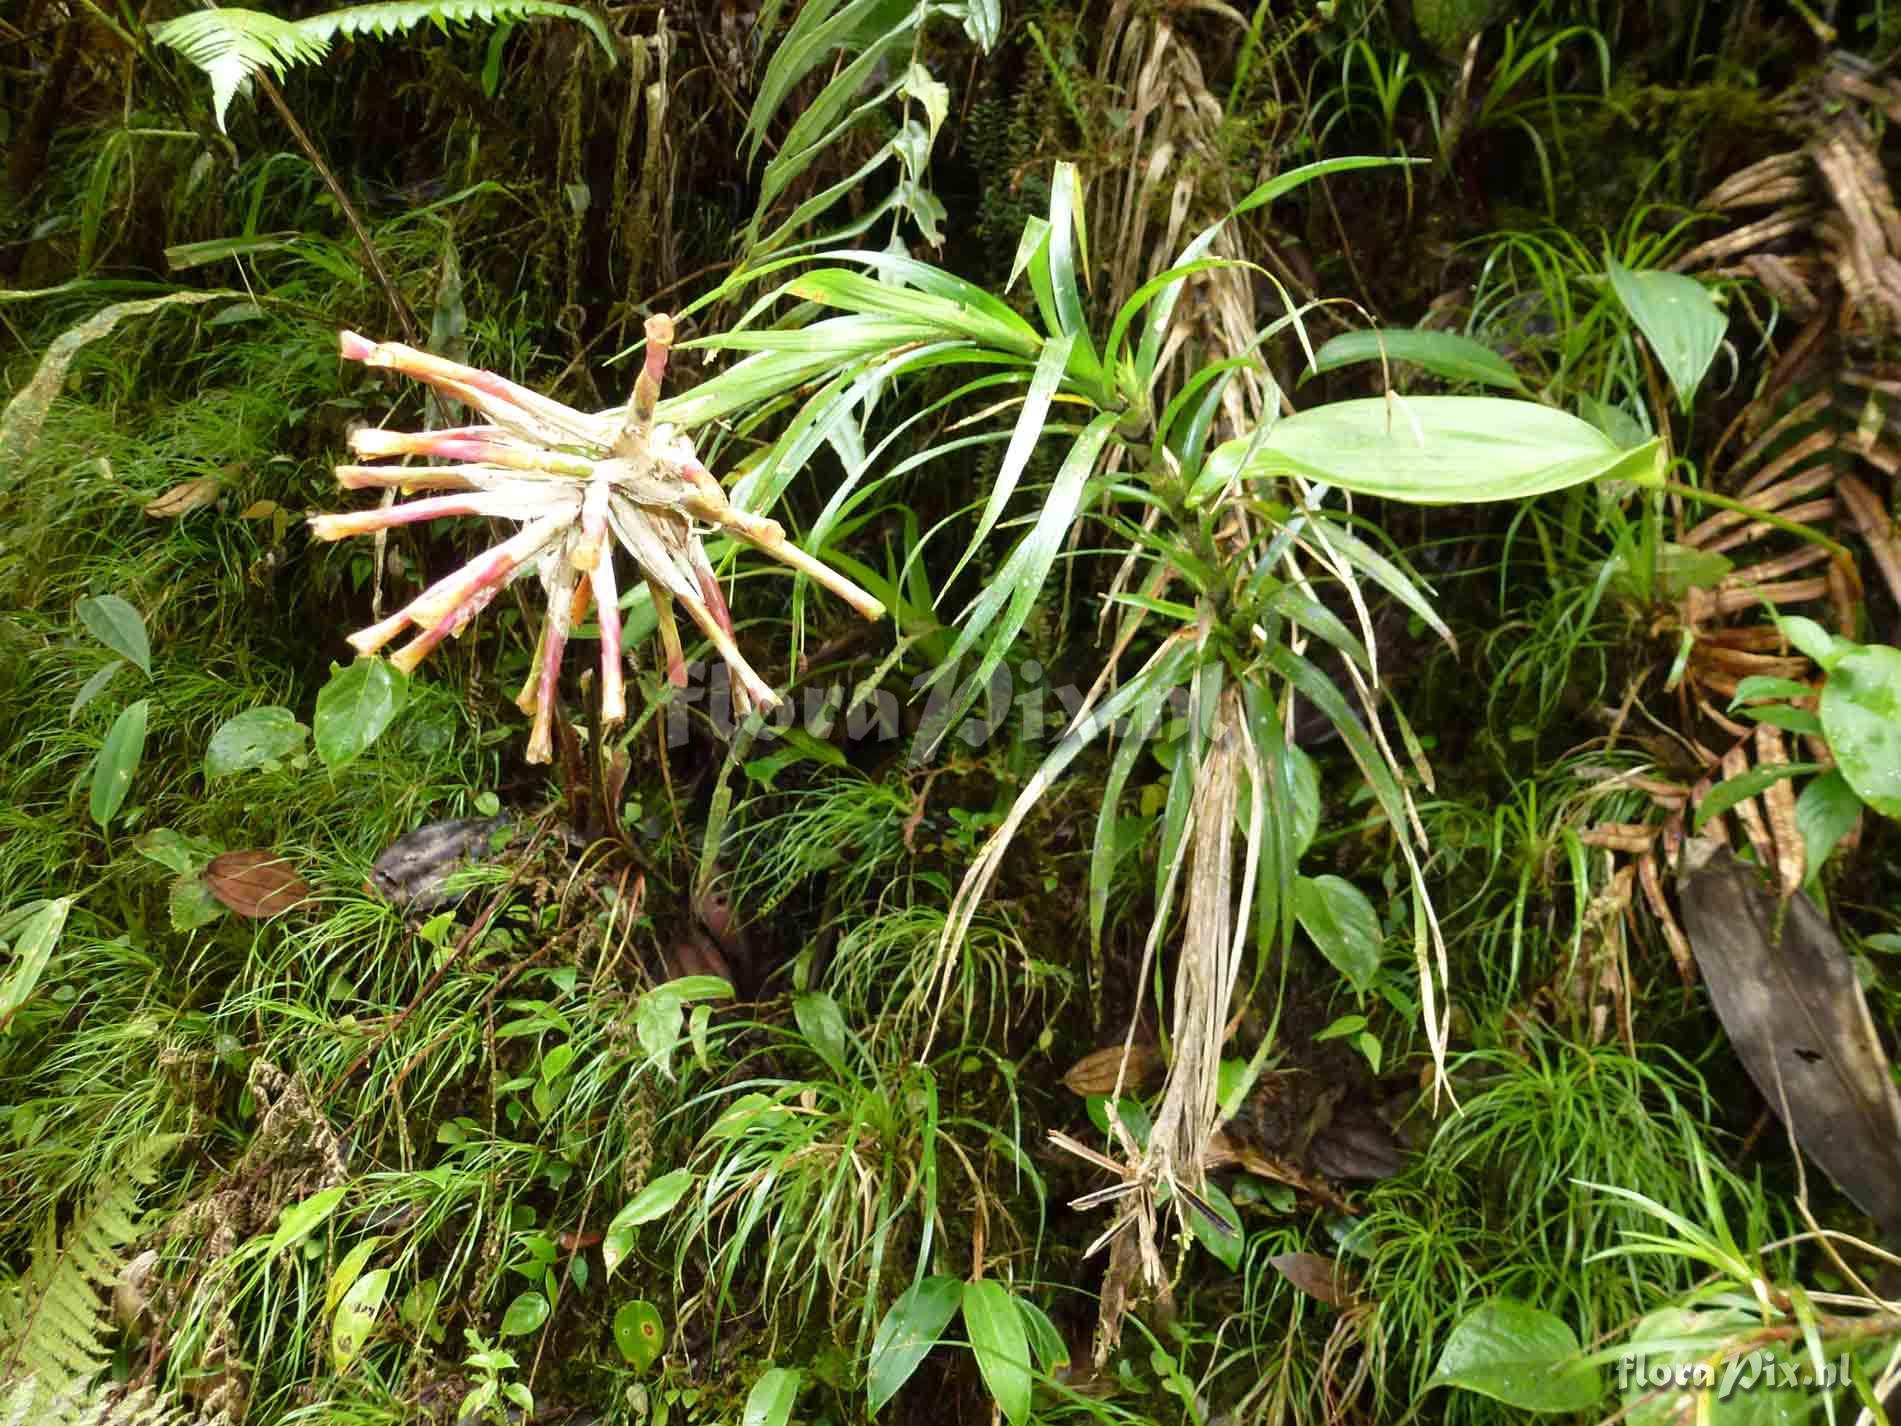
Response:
961,1279,1032,1426
0,898,71,1027
1819,644,1901,817
603,1169,694,1278
313,658,408,769
76,596,151,677
1606,258,1727,410
89,698,149,828
1308,329,1526,391
0,291,238,476
1294,874,1382,994
205,706,308,779
1208,396,1661,504
868,1275,962,1414
1427,1299,1601,1413
613,1300,666,1371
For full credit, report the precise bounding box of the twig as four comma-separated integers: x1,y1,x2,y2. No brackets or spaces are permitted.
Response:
255,70,418,343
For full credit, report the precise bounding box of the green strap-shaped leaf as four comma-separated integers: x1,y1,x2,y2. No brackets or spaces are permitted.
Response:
867,1276,962,1414
1308,328,1527,391
961,1280,1031,1426
90,699,149,828
912,410,1119,760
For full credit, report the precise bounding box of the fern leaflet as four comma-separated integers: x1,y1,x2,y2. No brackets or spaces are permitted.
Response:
0,1137,178,1404
150,1,617,132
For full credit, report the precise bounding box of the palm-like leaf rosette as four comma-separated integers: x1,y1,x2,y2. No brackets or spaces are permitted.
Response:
308,315,884,761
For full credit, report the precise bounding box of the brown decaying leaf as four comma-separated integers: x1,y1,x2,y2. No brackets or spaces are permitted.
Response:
1677,844,1901,1238
143,474,223,518
1752,723,1805,898
1062,1042,1162,1097
1267,1252,1357,1308
204,851,311,918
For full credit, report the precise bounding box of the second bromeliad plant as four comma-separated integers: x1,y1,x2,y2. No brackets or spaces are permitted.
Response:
313,157,1662,1366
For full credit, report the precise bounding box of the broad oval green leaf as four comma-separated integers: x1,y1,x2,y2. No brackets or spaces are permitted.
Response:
1820,645,1901,817
1183,1179,1244,1270
793,990,852,1079
1208,396,1662,504
269,1186,347,1256
962,1279,1032,1426
1428,1299,1601,1413
77,594,151,677
313,659,408,769
742,1366,802,1426
868,1275,962,1414
603,1168,694,1278
1308,329,1525,391
499,1290,550,1337
0,897,71,1025
90,698,149,828
206,705,308,780
331,1266,390,1374
1606,258,1726,410
1294,874,1382,994
1796,770,1861,882
613,1299,666,1372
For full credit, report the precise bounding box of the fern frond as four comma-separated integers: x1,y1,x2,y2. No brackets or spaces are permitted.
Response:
0,1137,178,1402
1,1378,213,1426
150,1,616,132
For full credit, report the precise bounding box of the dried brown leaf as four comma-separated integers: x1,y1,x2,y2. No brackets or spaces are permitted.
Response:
1063,1042,1163,1097
144,475,223,518
204,850,311,918
1267,1251,1357,1307
1753,723,1805,898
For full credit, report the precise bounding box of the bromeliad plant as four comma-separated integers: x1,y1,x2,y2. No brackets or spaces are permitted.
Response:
308,316,884,761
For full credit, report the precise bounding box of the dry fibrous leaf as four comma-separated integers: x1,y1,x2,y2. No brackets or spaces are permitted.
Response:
204,850,311,918
310,315,884,761
1837,473,1901,613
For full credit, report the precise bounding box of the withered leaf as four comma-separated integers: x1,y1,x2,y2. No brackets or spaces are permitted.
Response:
205,850,311,918
1267,1251,1356,1307
1062,1042,1162,1097
1677,843,1901,1237
143,475,222,518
